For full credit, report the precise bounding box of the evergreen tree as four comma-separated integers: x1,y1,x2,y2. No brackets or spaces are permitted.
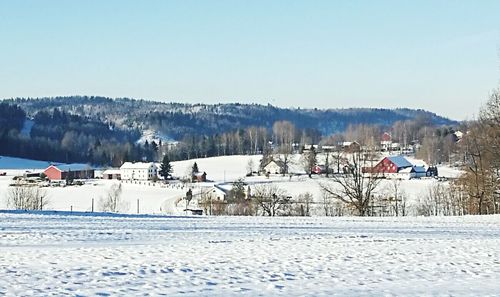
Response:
192,162,199,174
159,154,172,179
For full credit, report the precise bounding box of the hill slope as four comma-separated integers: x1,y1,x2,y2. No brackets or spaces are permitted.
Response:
5,96,457,138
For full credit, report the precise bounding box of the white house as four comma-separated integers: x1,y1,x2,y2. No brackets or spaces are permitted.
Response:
263,160,285,174
120,162,157,180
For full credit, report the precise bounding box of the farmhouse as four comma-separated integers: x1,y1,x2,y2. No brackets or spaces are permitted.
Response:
102,169,121,180
398,165,427,179
120,162,157,180
192,172,207,182
43,164,94,181
263,160,285,174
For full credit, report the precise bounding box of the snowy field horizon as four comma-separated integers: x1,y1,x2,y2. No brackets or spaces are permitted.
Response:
0,154,463,216
1,155,499,295
1,211,499,295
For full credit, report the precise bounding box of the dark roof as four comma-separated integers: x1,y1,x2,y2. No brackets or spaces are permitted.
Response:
387,156,412,168
411,166,427,173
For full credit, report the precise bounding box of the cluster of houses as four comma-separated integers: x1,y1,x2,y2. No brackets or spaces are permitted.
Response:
41,161,208,182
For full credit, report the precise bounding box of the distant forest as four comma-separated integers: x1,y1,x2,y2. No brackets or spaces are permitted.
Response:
0,96,458,166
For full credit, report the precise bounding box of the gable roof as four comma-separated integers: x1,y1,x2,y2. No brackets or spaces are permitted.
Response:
102,169,121,175
411,166,427,173
264,159,285,168
120,162,155,170
387,156,412,168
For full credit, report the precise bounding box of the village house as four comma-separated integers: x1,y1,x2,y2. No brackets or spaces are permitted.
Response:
192,172,207,182
263,159,286,175
101,169,121,180
43,164,94,181
340,141,361,153
380,132,392,151
120,162,157,180
398,165,427,179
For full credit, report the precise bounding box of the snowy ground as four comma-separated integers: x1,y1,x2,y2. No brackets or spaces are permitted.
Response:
0,154,464,215
0,212,499,296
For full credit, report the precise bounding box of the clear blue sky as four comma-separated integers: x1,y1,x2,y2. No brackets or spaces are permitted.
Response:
1,0,499,120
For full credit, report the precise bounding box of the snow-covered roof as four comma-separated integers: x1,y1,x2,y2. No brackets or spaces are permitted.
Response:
50,164,92,172
399,167,412,174
387,156,412,168
102,169,121,175
120,162,155,170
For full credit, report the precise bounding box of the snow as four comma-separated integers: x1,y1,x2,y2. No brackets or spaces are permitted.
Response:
0,212,499,296
0,154,467,215
0,155,57,170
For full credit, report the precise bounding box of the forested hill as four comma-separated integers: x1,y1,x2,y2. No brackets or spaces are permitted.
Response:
5,96,456,139
1,96,458,165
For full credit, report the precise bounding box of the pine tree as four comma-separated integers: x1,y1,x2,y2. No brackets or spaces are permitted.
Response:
192,162,199,174
159,154,172,179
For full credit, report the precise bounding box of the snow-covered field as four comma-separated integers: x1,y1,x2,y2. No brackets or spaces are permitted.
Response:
0,154,464,215
1,212,499,296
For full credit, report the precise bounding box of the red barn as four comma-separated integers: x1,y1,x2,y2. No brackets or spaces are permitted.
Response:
44,164,94,180
370,156,413,174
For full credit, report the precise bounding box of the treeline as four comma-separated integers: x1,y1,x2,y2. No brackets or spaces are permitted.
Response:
0,105,144,166
1,96,460,166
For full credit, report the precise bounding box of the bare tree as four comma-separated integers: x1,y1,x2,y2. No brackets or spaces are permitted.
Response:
320,148,381,216
458,122,496,214
301,146,317,177
252,184,291,216
416,182,451,216
100,183,127,212
273,121,296,174
291,192,314,216
383,179,408,216
7,183,49,210
246,159,255,176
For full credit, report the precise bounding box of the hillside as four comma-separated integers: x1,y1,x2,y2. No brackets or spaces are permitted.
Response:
1,97,459,165
5,96,457,138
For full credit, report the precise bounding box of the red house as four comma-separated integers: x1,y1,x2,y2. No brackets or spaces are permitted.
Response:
44,164,94,180
381,132,392,142
369,156,413,174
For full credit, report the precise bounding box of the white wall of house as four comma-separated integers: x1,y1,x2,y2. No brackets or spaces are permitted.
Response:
264,161,282,174
120,162,157,180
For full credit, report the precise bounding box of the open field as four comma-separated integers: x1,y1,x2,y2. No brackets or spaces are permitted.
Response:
1,212,499,296
0,154,464,216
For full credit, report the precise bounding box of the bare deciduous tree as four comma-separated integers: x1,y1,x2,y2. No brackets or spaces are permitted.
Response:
7,183,49,210
252,184,290,216
320,149,381,216
273,121,296,174
100,183,127,212
383,179,408,216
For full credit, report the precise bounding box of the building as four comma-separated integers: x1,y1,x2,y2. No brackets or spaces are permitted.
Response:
43,164,94,181
312,164,326,174
102,169,122,180
380,132,392,151
120,162,157,180
398,165,427,179
263,160,285,174
370,155,413,174
192,172,207,182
